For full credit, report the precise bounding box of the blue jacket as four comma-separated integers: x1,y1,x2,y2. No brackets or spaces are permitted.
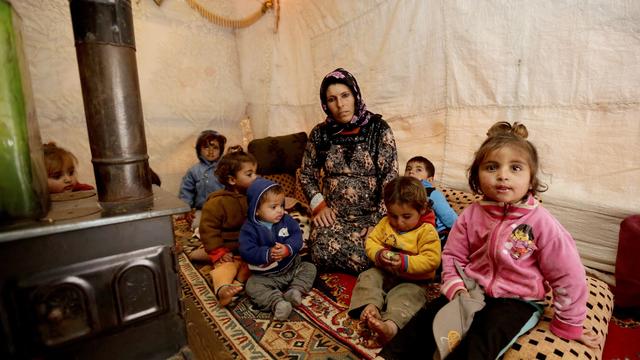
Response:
178,160,223,209
421,180,458,234
239,178,303,275
178,131,224,209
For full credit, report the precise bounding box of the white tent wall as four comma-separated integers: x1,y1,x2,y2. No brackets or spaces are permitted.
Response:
237,0,640,277
234,0,318,137
9,0,640,277
11,0,247,193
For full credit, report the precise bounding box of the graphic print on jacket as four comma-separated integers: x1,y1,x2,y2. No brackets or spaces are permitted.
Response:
506,224,537,260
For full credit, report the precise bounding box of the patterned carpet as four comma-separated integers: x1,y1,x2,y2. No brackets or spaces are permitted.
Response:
175,214,633,360
174,212,446,360
179,252,366,359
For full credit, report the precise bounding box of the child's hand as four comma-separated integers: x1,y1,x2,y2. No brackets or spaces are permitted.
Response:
453,289,469,298
270,243,288,262
220,252,234,263
379,250,401,271
576,329,600,348
386,257,402,272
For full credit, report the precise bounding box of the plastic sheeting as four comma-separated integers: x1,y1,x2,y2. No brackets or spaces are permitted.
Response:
12,0,640,277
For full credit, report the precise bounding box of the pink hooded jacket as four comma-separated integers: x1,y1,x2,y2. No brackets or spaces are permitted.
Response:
440,195,588,340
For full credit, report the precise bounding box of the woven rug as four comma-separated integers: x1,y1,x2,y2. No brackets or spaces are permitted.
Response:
174,209,446,359
178,251,445,359
179,252,371,359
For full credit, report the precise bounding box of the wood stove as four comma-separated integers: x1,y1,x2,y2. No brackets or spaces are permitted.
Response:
0,1,192,357
0,188,190,359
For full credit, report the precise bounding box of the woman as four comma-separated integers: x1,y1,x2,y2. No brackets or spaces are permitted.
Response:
300,68,398,274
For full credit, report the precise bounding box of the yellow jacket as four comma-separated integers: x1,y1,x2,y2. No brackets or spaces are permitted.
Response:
365,216,441,281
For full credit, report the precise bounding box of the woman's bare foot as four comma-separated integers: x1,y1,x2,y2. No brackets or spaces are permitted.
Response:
360,304,381,322
217,285,243,307
366,317,398,345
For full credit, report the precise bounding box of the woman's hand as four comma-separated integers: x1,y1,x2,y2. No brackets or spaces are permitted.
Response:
576,329,600,348
313,206,337,227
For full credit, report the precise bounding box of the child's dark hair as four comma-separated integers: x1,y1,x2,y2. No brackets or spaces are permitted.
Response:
407,156,435,178
257,184,286,209
468,121,547,196
43,142,77,176
196,130,227,153
383,176,430,212
214,145,257,188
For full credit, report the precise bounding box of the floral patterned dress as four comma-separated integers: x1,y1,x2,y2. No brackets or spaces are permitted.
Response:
300,115,398,274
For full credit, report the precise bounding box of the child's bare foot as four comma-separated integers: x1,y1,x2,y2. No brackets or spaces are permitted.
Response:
366,317,398,345
188,247,210,261
360,304,381,322
217,285,243,307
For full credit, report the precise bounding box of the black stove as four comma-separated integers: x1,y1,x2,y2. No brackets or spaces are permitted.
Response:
0,188,190,359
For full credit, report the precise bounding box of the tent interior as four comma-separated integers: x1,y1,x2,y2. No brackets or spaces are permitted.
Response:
9,0,640,281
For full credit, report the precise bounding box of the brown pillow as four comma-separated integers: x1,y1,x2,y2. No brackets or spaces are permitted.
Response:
248,132,308,175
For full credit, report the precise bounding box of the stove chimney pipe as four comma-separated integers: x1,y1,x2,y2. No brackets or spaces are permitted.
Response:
69,0,153,212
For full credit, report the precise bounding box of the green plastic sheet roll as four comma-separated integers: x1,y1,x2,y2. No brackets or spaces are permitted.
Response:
0,1,49,222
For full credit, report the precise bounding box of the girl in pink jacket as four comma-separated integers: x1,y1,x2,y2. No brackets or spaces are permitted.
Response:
379,121,599,359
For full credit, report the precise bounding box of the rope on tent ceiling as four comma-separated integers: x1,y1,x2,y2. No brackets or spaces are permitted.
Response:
185,0,279,30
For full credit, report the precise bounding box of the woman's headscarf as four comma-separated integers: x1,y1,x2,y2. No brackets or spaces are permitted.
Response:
319,68,373,133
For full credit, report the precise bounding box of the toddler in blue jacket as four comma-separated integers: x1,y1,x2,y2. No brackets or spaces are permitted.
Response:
239,178,317,321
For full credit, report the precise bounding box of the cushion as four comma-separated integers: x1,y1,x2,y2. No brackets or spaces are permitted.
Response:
248,132,308,175
262,173,297,198
503,276,612,359
440,188,483,214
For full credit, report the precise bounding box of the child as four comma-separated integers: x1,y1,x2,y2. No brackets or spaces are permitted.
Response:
239,178,317,321
43,142,94,193
348,176,441,347
196,146,257,306
405,155,458,245
179,130,227,228
379,122,599,359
